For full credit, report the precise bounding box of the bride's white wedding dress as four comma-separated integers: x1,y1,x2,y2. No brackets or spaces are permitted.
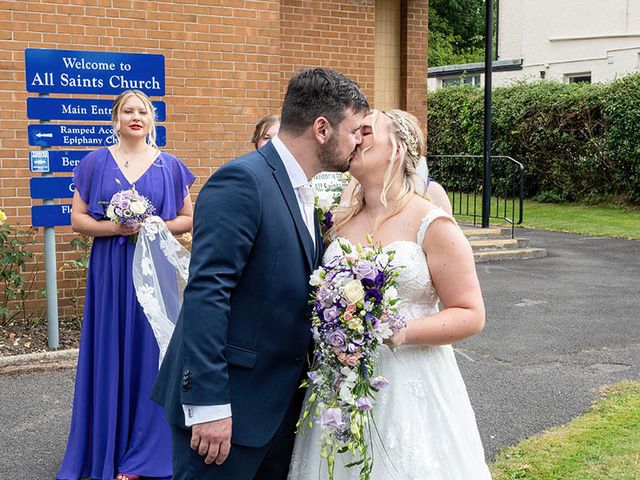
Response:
288,209,492,480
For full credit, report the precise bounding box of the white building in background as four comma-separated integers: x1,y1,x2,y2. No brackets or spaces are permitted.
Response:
428,0,640,90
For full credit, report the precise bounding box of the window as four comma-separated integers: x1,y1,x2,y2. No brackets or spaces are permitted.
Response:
441,74,482,88
565,73,591,84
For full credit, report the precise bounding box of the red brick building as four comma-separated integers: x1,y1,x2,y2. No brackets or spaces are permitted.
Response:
0,0,428,320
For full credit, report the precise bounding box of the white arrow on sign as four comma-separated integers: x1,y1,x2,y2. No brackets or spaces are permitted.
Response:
35,133,53,138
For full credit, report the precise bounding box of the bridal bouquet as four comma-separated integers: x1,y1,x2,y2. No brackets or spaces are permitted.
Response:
298,237,406,479
104,180,154,228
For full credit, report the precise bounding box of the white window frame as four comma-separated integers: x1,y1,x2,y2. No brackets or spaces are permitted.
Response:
564,72,592,84
440,74,482,88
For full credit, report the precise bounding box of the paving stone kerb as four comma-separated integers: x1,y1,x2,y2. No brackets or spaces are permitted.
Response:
0,349,78,375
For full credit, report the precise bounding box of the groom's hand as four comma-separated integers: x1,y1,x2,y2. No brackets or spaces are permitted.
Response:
190,417,232,465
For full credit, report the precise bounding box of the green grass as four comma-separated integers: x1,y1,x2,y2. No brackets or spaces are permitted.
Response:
450,195,640,239
490,381,640,480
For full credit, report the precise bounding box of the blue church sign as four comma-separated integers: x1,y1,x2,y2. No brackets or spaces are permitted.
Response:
25,49,165,96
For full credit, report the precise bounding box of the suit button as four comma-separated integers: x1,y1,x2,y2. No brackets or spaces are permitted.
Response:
295,356,304,367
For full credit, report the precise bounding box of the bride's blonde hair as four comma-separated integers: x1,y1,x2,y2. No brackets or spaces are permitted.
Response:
327,109,426,240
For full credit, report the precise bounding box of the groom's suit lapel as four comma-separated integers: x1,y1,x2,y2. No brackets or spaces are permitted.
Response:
260,143,314,271
313,216,324,268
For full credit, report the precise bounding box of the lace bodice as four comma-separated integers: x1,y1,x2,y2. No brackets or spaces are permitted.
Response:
323,208,453,320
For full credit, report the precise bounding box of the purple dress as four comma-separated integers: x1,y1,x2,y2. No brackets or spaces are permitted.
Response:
57,147,195,480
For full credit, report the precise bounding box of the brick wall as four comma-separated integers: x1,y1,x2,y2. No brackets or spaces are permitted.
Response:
0,0,283,319
401,0,429,130
280,0,376,98
0,0,427,323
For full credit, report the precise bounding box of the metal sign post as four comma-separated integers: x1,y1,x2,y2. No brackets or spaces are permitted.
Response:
24,48,165,348
36,93,59,348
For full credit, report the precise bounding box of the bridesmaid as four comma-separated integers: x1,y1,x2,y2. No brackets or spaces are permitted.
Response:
57,90,195,480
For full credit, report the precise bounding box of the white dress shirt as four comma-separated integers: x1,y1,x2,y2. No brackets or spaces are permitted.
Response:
182,136,314,426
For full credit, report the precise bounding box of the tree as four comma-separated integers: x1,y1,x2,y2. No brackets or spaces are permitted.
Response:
428,0,487,67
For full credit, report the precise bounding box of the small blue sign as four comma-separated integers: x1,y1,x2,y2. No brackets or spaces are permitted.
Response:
27,97,166,121
31,204,72,227
28,124,166,147
30,177,75,199
25,49,165,96
30,151,50,173
29,150,90,173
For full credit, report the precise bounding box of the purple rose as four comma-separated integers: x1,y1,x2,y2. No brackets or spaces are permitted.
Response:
320,407,345,429
354,260,376,280
356,397,373,411
323,306,339,322
317,287,335,308
370,376,389,389
325,329,347,350
307,371,318,382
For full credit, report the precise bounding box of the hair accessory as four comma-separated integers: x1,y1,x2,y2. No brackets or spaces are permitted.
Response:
394,115,419,158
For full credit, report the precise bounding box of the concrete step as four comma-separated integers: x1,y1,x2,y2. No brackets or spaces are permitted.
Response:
468,238,530,251
473,247,547,263
461,227,507,238
458,224,547,262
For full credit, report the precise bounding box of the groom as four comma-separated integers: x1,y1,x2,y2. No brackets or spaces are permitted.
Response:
152,68,369,479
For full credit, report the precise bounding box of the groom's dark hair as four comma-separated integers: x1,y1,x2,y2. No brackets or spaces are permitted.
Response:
280,68,369,136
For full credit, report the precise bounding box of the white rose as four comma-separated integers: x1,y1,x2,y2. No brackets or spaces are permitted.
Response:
309,267,325,286
342,279,365,304
106,204,116,220
129,200,146,215
316,195,333,212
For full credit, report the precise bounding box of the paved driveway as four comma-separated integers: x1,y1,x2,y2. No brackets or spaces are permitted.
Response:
1,228,638,479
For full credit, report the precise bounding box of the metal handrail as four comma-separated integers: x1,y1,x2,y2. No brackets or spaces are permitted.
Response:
426,154,525,238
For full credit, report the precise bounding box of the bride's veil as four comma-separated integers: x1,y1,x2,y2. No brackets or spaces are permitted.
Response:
413,155,429,196
132,216,191,367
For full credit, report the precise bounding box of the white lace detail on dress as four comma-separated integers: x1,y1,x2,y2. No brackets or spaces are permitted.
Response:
133,216,190,367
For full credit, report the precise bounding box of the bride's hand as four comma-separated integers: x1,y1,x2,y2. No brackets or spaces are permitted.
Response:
385,328,407,348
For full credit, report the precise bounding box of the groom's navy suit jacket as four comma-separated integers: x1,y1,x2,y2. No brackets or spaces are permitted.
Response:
152,143,323,448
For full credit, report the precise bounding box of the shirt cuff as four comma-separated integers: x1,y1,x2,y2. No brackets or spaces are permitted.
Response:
182,403,232,427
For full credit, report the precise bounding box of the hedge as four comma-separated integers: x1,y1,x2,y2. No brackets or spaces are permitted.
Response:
426,73,640,204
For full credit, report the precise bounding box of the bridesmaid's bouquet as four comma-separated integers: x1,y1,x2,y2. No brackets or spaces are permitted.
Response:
298,236,406,480
104,181,154,228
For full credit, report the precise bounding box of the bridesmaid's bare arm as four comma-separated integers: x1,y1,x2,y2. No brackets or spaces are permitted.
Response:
165,194,194,235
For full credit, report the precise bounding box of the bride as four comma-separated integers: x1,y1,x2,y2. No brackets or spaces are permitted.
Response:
287,110,492,480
